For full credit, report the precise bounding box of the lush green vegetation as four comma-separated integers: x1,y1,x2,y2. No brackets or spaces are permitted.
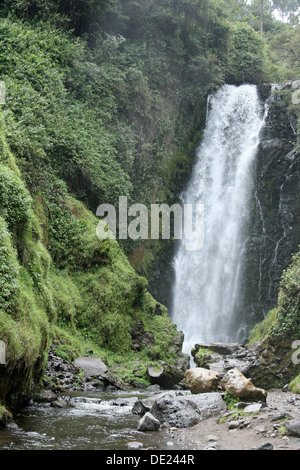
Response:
248,308,278,345
289,374,300,394
0,0,300,406
269,250,300,341
249,249,300,346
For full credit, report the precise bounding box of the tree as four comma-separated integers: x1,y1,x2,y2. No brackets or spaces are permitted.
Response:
272,0,300,22
260,0,264,35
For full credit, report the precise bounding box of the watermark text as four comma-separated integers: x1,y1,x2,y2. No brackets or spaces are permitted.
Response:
292,80,300,105
96,197,204,251
292,340,300,365
0,340,6,365
0,81,5,105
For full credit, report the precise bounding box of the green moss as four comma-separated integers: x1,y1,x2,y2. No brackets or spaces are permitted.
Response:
106,360,151,388
222,390,241,411
278,425,286,436
0,405,12,426
269,250,300,341
289,374,300,394
0,163,32,230
248,308,278,346
0,270,49,368
0,217,19,312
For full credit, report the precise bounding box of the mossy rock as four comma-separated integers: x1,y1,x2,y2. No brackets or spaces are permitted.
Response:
0,405,12,426
289,374,300,394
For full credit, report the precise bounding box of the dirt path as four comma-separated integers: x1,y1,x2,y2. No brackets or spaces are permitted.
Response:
164,390,300,451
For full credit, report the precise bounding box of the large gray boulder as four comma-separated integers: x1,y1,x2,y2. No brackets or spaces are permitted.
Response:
34,389,57,403
132,399,151,416
137,412,160,432
149,391,227,428
285,420,300,437
184,393,227,421
74,356,108,379
150,394,200,428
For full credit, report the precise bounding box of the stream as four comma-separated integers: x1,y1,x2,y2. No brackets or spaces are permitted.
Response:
0,390,189,451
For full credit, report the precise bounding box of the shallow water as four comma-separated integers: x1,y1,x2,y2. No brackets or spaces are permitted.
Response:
0,390,188,451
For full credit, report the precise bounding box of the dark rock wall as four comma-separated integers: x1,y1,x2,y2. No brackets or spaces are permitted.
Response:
240,83,300,337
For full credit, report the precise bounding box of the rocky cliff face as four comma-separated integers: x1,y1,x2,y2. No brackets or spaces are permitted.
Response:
240,82,300,337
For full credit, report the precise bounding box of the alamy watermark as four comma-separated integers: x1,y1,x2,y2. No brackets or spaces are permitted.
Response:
0,340,6,365
292,80,300,105
96,196,204,251
0,81,5,105
292,340,300,365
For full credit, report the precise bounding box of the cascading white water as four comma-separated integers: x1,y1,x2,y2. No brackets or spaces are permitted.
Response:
172,84,266,356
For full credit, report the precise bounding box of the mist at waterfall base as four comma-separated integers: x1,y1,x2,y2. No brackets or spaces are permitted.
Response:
172,84,267,358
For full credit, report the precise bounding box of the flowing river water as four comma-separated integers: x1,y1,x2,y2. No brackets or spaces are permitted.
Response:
0,390,192,451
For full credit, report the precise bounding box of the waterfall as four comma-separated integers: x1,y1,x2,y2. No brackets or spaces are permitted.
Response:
172,84,267,356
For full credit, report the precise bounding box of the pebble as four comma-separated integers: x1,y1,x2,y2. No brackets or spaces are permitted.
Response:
161,422,171,429
204,444,218,450
254,425,267,434
228,421,240,430
207,435,218,441
244,403,263,414
127,441,144,450
271,412,292,422
251,441,274,451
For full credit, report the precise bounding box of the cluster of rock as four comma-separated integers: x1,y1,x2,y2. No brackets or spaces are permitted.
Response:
191,341,260,376
24,340,300,450
43,341,190,394
185,367,267,402
42,349,120,393
42,328,191,395
133,341,270,433
134,390,227,431
188,342,268,400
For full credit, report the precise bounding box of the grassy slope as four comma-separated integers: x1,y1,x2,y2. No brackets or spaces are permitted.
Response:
0,113,179,407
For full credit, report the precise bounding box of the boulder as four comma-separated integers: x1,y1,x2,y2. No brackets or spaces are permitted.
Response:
149,391,227,428
147,362,184,389
243,403,263,414
74,356,108,379
132,399,151,416
207,342,242,355
0,408,12,426
137,412,160,432
185,368,221,394
150,394,200,428
251,442,274,451
174,353,191,373
50,398,74,409
184,393,227,420
191,342,259,377
34,389,57,403
285,420,300,437
221,368,267,402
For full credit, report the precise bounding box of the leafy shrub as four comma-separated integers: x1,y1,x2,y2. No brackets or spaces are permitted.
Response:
226,22,265,84
270,249,300,341
248,308,278,345
0,163,32,230
0,217,19,312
